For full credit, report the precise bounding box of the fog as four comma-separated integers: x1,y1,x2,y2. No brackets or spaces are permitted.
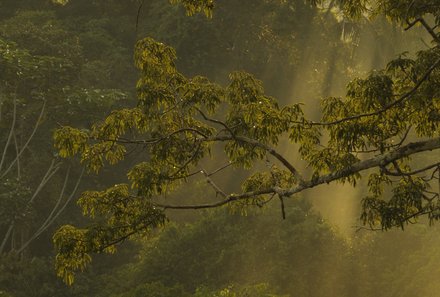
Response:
0,1,439,297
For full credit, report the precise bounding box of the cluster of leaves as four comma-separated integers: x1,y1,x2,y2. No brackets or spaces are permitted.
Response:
54,37,304,175
53,0,440,282
51,36,303,281
0,1,340,291
54,183,166,284
170,0,214,17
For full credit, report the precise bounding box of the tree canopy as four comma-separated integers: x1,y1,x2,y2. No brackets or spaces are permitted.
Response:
43,0,440,284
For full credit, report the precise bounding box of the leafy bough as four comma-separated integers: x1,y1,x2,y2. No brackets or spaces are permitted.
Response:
53,15,440,283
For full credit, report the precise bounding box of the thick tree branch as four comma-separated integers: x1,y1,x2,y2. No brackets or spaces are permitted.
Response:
153,137,440,210
286,137,440,195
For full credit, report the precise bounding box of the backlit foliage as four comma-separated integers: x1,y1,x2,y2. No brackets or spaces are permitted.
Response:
53,0,440,283
170,0,214,17
54,183,166,284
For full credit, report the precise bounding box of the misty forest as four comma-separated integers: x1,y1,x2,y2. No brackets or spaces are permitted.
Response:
1,0,440,296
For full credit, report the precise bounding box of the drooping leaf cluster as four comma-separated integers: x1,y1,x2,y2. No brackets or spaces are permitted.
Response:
52,0,440,283
54,184,166,284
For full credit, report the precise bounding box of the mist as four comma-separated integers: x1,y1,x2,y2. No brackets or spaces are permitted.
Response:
0,1,439,297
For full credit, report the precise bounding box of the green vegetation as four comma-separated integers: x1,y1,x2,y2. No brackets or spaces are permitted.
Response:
0,0,439,296
52,0,440,283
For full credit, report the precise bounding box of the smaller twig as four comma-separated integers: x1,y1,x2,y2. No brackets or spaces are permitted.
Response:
278,195,286,220
0,100,46,179
152,187,278,210
201,169,227,198
0,223,14,254
195,107,236,137
0,95,17,173
207,162,234,177
419,18,440,44
181,162,235,180
405,18,420,31
352,126,410,154
135,0,145,36
13,132,20,179
211,135,306,184
354,225,383,232
383,162,440,177
405,16,440,44
422,189,439,197
292,58,440,127
170,141,202,178
28,160,62,204
106,127,209,146
17,168,84,254
256,193,276,208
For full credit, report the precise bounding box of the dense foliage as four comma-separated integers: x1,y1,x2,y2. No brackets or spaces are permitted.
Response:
51,0,440,283
0,0,439,296
0,0,134,257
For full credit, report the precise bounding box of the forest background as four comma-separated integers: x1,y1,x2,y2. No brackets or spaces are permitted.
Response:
0,0,440,296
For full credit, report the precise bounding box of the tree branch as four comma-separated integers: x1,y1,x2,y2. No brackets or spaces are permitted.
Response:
406,17,440,44
200,168,227,198
210,135,305,184
110,126,305,184
17,168,84,254
195,107,237,137
0,100,46,179
0,223,14,254
13,132,20,179
135,0,145,36
300,58,440,126
0,96,17,173
108,127,209,145
151,137,440,210
28,159,61,204
278,195,286,219
382,162,440,177
184,162,234,179
151,186,282,210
